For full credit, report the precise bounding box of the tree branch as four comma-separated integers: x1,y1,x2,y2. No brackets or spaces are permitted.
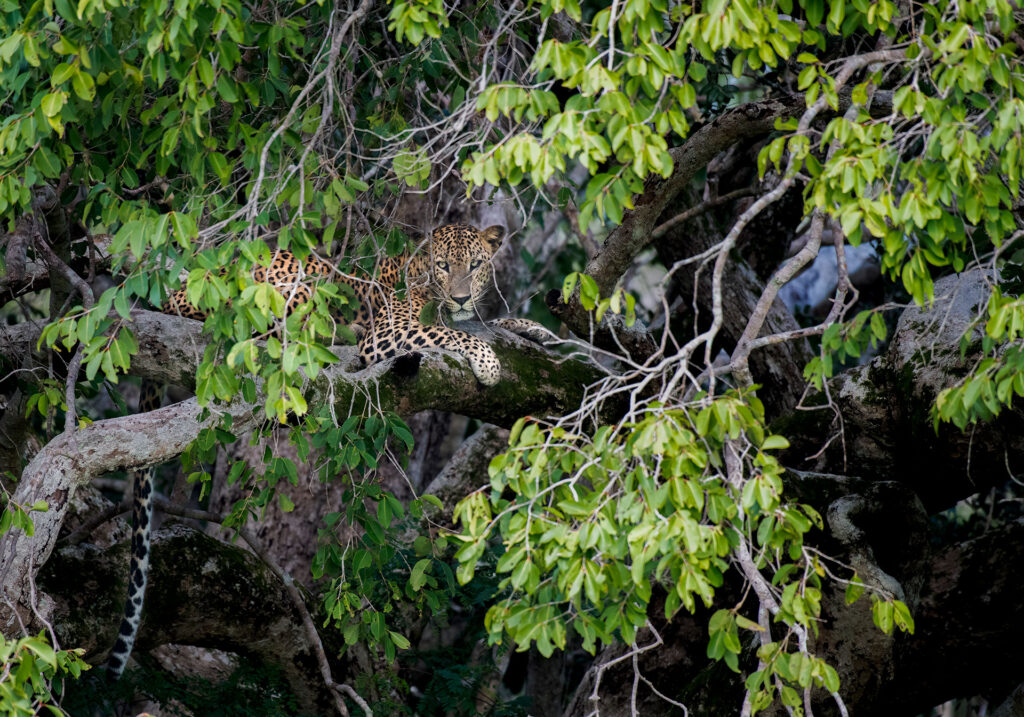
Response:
650,186,759,242
563,502,1020,716
549,89,895,361
0,309,609,630
418,423,510,529
590,94,813,296
864,519,1024,713
775,268,1024,511
0,394,261,630
0,239,111,307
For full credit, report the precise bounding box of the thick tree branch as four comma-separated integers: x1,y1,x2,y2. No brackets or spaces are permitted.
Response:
549,90,895,363
656,176,814,415
0,394,261,630
650,186,758,242
865,519,1024,713
419,423,510,528
0,186,74,302
547,95,815,362
590,94,812,296
0,217,33,293
0,240,111,307
0,309,608,630
775,269,1024,512
0,309,608,422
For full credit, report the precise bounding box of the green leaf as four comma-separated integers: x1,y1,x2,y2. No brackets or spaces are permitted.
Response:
198,57,214,88
419,300,439,326
579,273,599,311
388,630,411,650
216,74,238,102
761,435,789,450
41,92,66,117
410,558,431,591
735,614,763,631
872,599,894,634
71,69,95,101
52,62,76,85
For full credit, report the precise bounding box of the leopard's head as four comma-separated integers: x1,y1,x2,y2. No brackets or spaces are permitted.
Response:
428,224,505,321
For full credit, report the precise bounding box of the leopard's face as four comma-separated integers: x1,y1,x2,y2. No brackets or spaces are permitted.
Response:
429,224,504,321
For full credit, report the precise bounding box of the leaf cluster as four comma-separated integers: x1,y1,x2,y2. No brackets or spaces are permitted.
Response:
0,632,88,717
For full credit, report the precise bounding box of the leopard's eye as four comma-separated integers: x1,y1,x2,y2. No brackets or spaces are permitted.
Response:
436,261,449,271
470,259,483,271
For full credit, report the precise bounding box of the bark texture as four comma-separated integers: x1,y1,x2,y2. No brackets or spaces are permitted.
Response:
777,269,1024,511
39,523,338,714
0,308,606,633
560,268,1024,716
0,393,259,630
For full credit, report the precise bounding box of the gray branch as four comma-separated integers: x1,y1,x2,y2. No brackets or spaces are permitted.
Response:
777,269,1024,511
0,309,607,630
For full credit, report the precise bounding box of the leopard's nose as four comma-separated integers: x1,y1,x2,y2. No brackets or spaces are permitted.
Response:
452,295,471,307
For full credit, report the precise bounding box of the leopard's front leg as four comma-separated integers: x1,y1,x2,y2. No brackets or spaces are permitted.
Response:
406,324,502,386
358,316,501,386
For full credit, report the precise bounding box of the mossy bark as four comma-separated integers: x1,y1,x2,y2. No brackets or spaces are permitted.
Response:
40,523,339,714
0,309,608,636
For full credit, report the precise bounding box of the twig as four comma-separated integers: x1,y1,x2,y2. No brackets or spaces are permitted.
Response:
724,442,850,717
650,186,759,241
585,625,665,717
32,236,94,434
232,520,370,716
730,211,826,387
26,555,59,649
120,177,167,197
58,497,131,546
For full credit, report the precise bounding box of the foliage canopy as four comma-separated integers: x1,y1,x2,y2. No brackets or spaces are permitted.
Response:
2,0,1024,714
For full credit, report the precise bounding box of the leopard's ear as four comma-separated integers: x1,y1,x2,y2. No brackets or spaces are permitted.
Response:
480,225,505,254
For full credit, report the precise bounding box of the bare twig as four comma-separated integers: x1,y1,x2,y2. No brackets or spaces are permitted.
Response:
32,236,95,433
650,186,759,242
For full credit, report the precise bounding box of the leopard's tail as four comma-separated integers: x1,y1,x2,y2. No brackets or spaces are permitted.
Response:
106,380,161,678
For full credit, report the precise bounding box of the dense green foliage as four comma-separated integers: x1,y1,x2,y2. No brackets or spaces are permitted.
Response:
443,0,1022,712
453,392,913,709
0,633,88,716
2,0,1024,714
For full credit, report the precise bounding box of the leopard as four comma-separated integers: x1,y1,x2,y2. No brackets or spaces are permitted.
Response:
105,223,551,678
160,223,547,385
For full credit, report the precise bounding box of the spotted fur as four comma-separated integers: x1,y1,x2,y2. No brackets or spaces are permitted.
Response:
107,224,547,676
347,224,510,385
105,380,160,678
165,223,529,385
489,317,556,344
